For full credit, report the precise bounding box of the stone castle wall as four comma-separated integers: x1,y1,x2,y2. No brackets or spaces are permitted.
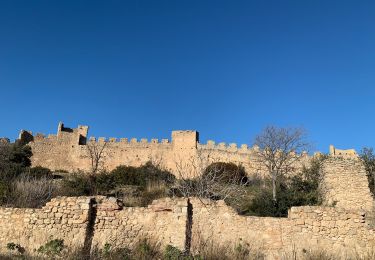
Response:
20,122,310,177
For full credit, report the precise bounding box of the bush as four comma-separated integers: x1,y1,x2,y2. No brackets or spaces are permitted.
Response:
60,173,94,196
9,175,56,208
111,162,175,188
95,172,116,194
6,242,24,254
132,238,161,260
243,156,325,217
37,239,64,257
164,245,185,260
0,142,32,183
203,162,247,185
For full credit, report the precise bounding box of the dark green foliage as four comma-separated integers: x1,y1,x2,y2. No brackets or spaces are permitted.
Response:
0,142,32,182
243,156,325,217
61,173,94,196
203,162,247,184
6,242,24,255
9,144,32,168
112,162,176,187
95,172,116,194
164,245,182,260
37,239,64,257
60,162,174,200
360,147,375,195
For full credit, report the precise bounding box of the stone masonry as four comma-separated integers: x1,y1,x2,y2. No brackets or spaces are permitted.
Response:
19,122,310,177
0,196,375,260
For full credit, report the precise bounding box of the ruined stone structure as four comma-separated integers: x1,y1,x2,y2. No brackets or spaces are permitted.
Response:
320,157,374,212
19,122,311,177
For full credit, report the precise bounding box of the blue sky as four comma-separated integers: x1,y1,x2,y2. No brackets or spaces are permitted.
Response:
0,1,374,152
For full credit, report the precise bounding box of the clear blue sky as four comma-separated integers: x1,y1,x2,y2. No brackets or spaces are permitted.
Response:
0,1,374,152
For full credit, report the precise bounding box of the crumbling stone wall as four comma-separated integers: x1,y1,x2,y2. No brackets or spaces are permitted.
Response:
0,196,90,253
92,197,188,251
191,199,375,259
320,156,374,212
190,198,283,258
0,196,374,259
282,206,375,258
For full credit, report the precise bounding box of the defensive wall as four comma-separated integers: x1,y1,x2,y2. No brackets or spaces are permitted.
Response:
19,122,311,177
0,155,374,259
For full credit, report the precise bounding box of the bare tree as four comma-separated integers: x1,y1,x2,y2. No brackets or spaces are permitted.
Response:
173,151,248,204
86,141,107,174
253,126,310,202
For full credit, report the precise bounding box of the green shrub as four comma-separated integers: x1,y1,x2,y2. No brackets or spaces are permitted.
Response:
37,239,64,257
164,245,184,260
132,238,161,260
95,172,116,194
111,162,175,188
203,162,247,184
243,156,325,217
60,173,93,196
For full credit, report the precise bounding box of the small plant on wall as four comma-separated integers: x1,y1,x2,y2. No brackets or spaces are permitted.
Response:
37,238,65,257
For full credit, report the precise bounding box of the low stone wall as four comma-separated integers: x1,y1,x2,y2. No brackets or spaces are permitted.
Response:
191,199,375,259
92,197,188,250
0,196,374,259
0,197,89,253
283,206,375,257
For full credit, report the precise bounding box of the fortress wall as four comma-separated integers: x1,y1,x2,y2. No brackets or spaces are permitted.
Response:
29,136,78,171
23,122,313,177
76,140,174,172
320,157,374,212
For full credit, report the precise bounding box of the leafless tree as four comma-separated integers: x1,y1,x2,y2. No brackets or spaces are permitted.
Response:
173,151,248,204
253,126,310,202
86,141,107,174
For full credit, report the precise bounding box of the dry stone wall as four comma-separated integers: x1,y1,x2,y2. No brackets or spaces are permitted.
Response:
0,196,90,253
92,197,188,251
1,197,375,259
191,199,375,259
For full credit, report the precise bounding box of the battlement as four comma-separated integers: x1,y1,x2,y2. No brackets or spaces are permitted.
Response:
199,140,255,153
87,136,171,145
329,145,358,158
21,122,311,175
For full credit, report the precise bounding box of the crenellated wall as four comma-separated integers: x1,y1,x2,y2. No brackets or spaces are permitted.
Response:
20,122,311,177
